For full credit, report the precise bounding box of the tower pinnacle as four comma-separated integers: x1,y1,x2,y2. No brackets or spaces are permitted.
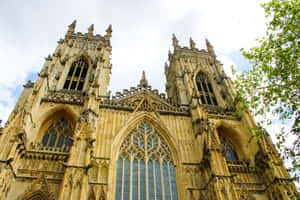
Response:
189,37,196,50
205,38,216,60
105,24,112,40
88,24,94,36
140,71,148,88
67,20,76,35
172,33,179,49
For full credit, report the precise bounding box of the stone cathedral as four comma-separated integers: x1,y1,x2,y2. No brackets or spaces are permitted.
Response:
0,21,297,200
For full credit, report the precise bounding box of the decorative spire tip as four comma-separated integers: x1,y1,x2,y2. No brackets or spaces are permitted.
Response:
140,70,148,88
67,20,76,34
190,37,196,49
106,24,112,33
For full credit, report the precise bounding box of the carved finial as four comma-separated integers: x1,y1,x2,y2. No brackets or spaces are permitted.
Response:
88,24,94,36
168,50,172,60
172,33,179,49
45,54,52,61
165,62,169,72
190,37,196,50
205,38,216,60
105,24,112,40
205,38,211,47
140,71,148,88
67,20,76,34
23,80,34,88
142,71,146,79
106,24,112,34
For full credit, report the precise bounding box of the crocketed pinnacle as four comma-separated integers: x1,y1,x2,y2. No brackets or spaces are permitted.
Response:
140,71,148,88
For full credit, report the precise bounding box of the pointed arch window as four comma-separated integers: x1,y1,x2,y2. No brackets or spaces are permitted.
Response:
115,122,178,200
196,72,218,105
41,117,73,152
219,135,239,161
63,56,89,91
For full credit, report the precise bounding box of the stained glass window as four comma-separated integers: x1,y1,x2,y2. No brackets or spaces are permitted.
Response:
219,135,239,161
115,122,178,200
63,56,89,91
196,73,218,105
41,118,73,152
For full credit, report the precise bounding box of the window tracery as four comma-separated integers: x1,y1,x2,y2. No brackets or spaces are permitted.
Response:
63,56,89,91
219,135,239,161
41,117,73,152
196,73,218,105
115,121,178,200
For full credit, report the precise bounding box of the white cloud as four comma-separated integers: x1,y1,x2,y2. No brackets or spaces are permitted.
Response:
217,55,236,78
0,0,268,123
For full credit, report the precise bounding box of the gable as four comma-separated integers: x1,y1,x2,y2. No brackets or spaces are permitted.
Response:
99,87,189,116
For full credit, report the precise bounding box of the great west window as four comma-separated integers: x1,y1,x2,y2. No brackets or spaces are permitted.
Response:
115,122,178,200
63,56,89,91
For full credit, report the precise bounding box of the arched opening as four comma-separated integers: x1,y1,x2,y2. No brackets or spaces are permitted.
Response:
39,110,75,153
41,117,73,152
217,126,240,162
18,190,53,200
196,72,218,105
115,121,178,200
219,135,239,161
63,56,89,91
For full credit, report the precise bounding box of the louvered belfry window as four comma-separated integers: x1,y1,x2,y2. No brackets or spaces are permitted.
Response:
41,118,73,152
196,73,218,105
63,56,89,91
115,122,178,200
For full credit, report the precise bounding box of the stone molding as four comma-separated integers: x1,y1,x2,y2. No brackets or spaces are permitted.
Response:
100,84,190,116
41,89,86,105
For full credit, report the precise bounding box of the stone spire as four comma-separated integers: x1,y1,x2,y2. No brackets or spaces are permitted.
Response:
88,24,94,36
172,33,179,49
67,20,76,35
105,24,112,40
140,71,148,88
205,38,216,60
189,37,196,50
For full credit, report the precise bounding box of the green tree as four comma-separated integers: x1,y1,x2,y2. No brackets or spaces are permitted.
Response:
233,0,299,182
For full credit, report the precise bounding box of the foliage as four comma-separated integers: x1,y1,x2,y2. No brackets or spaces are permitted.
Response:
233,0,299,183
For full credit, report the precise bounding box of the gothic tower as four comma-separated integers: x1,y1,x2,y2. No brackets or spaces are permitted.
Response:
0,22,297,200
165,34,298,199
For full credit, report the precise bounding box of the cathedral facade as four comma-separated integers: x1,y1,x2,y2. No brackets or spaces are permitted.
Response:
0,21,297,200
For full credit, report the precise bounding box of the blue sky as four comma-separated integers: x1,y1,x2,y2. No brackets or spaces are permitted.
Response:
0,0,267,124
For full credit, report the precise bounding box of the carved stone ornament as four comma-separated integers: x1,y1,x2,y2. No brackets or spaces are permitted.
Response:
23,80,35,88
190,37,196,50
172,33,179,48
67,20,76,34
55,71,61,80
60,56,68,65
99,185,106,200
100,72,189,116
17,174,55,200
68,39,74,47
45,54,52,61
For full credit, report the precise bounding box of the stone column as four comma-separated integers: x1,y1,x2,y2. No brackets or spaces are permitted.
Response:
0,163,14,200
206,124,238,200
59,111,94,200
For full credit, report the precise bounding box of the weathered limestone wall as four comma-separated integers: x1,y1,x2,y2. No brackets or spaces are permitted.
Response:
0,22,297,200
